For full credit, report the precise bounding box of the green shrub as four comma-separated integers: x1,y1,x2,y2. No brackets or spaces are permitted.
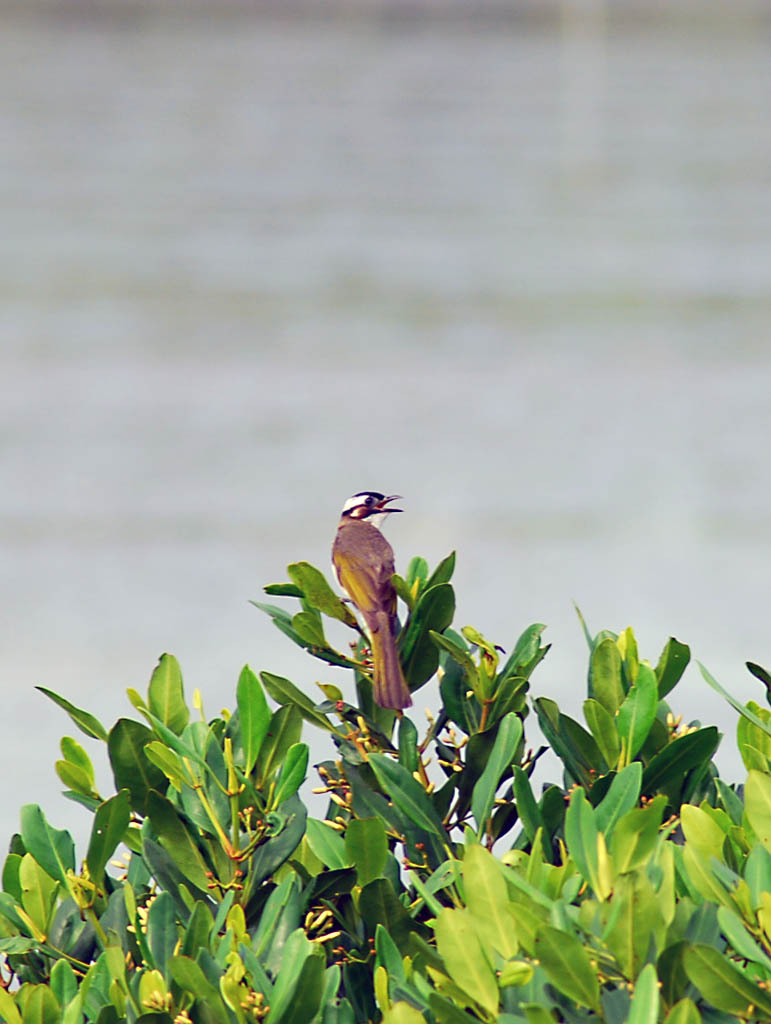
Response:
1,551,770,1023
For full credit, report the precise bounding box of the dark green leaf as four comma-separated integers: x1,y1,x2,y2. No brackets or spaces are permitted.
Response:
108,719,168,814
146,792,211,894
513,766,543,844
594,762,642,839
85,790,131,882
345,818,388,886
147,891,176,976
263,582,304,598
584,697,621,769
683,942,771,1017
534,923,601,1012
497,623,548,680
369,754,446,838
260,672,334,732
642,728,720,797
471,712,523,831
246,795,307,895
359,878,414,951
399,583,456,690
272,743,309,807
656,638,691,699
397,718,419,773
425,551,456,589
255,705,303,788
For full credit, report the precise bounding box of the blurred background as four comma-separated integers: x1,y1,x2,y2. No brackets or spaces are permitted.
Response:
2,0,770,846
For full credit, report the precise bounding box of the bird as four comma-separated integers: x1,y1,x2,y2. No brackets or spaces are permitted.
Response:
331,491,412,710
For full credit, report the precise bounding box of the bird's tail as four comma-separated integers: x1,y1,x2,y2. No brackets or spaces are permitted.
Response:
369,610,412,710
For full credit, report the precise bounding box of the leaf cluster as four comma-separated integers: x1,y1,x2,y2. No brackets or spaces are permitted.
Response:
1,554,771,1023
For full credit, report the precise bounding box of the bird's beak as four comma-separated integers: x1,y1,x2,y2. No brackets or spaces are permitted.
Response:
376,495,403,513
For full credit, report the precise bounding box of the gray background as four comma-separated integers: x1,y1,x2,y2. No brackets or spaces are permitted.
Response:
2,0,770,846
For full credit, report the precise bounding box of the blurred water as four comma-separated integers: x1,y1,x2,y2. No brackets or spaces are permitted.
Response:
2,2,771,847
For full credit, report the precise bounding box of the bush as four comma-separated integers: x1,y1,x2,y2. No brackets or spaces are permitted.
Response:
1,552,771,1023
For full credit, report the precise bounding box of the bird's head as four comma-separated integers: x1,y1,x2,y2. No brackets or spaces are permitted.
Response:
340,491,402,529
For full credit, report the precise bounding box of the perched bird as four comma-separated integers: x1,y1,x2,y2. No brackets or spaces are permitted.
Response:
332,491,412,710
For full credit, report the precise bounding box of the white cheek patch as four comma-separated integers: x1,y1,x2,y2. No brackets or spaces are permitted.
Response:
342,495,365,514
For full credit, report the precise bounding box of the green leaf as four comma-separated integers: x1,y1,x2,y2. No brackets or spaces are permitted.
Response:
583,698,621,770
50,959,78,1008
628,962,660,1024
435,907,499,1018
512,766,544,845
148,653,189,735
680,804,726,860
108,719,168,814
0,989,22,1024
498,623,548,680
589,638,625,714
430,631,481,701
656,638,690,699
405,557,429,591
616,663,658,762
305,819,351,870
272,743,308,807
35,686,108,741
60,736,95,783
462,843,518,958
382,1003,426,1024
19,805,75,887
260,672,334,732
471,712,523,832
288,561,356,625
683,942,771,1017
399,583,456,690
663,999,701,1024
610,796,667,874
292,611,327,647
534,923,601,1012
256,705,303,787
425,551,456,590
263,582,304,598
55,759,95,797
147,891,176,976
564,787,609,900
717,907,771,973
699,662,771,738
85,790,131,882
345,819,387,887
236,665,271,775
146,792,211,894
397,717,419,774
168,955,223,1009
19,854,57,935
144,742,187,791
642,728,720,797
359,879,415,952
745,769,771,853
595,762,642,839
369,754,446,837
604,870,663,981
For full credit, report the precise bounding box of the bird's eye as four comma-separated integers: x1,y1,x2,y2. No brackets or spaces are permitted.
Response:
364,495,375,507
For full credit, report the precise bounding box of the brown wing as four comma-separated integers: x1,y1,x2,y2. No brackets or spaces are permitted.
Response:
332,520,396,618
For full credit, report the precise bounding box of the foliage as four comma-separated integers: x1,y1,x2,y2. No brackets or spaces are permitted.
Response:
2,551,771,1022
